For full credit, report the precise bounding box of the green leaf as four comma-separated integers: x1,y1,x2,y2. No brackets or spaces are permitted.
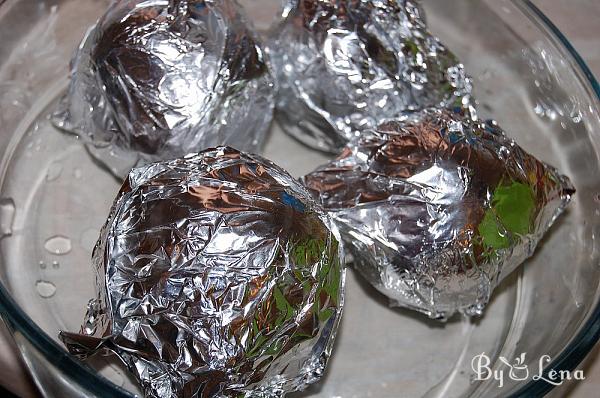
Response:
273,286,289,313
493,182,535,236
292,243,306,267
318,308,334,322
479,181,535,250
292,237,328,269
273,285,296,327
292,331,314,340
479,210,510,249
286,304,295,321
247,333,268,358
323,261,341,304
405,40,419,56
264,339,284,357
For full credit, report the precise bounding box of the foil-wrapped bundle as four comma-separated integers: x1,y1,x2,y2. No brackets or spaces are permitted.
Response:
268,0,472,152
303,108,574,319
60,147,345,398
53,0,274,171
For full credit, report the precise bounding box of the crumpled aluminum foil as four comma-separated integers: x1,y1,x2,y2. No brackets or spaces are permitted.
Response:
60,147,345,398
302,108,574,319
53,0,275,175
267,0,473,153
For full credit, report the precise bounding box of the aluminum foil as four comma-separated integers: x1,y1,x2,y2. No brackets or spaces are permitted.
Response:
303,108,574,319
53,0,275,175
267,0,473,153
60,147,345,398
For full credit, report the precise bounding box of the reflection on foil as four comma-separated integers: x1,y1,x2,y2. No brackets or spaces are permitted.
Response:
61,147,345,398
53,0,274,176
268,0,473,152
303,108,574,319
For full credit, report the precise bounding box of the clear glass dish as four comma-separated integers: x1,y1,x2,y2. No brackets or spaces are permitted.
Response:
0,0,598,397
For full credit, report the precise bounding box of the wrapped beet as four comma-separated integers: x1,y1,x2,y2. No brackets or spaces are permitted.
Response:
303,108,574,319
53,0,274,173
61,147,345,397
268,0,472,152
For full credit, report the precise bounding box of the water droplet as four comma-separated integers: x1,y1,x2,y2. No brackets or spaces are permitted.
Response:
571,110,583,124
44,235,72,255
39,261,46,269
35,280,56,298
74,168,83,179
52,261,60,269
0,198,16,237
46,162,63,182
81,228,100,252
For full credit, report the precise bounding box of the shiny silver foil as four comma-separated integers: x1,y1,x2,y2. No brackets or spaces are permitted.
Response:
53,0,275,174
303,108,574,319
60,147,345,398
267,0,473,153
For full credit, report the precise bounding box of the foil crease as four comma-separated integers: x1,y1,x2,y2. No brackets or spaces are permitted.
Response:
60,147,345,398
303,108,574,319
53,0,275,171
267,0,473,153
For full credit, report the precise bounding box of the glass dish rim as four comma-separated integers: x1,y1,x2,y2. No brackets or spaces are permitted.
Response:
0,1,598,397
510,1,600,395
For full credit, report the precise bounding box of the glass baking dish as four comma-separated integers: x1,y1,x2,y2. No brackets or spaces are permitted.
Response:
0,0,598,397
